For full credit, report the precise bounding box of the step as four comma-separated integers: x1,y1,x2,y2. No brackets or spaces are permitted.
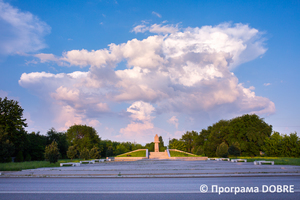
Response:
149,152,169,159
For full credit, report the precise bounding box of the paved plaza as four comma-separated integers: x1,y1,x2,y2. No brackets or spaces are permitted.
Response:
1,160,300,178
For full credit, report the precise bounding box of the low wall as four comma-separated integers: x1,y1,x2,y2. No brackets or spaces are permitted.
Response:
110,157,149,161
168,157,208,160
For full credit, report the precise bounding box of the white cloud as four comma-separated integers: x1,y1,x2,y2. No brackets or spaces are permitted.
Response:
0,0,50,54
132,23,178,34
149,24,178,34
264,83,271,86
168,116,179,129
19,22,275,141
152,11,162,18
131,24,148,33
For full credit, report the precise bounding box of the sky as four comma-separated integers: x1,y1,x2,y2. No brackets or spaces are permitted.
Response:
0,0,299,145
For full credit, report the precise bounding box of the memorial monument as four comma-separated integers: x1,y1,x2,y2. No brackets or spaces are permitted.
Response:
154,134,160,152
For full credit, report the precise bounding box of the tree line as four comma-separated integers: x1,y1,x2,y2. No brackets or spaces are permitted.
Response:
0,96,167,163
169,114,300,157
1,97,299,163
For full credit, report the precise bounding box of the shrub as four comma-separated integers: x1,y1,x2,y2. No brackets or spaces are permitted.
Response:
195,146,204,155
228,141,241,157
80,147,90,160
25,153,31,161
89,146,101,159
216,142,228,157
15,151,24,162
45,141,60,163
67,146,77,161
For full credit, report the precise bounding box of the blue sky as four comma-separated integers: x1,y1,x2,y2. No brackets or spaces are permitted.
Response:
0,0,299,144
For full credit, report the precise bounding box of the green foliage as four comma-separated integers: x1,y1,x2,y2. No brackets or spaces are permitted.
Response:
66,125,100,152
194,146,204,155
25,132,47,161
80,147,90,160
158,136,166,152
114,144,129,155
202,114,272,157
15,151,24,162
67,146,77,161
25,153,31,161
0,97,27,157
263,132,300,157
89,146,101,159
144,142,154,152
228,142,241,157
181,131,198,153
0,137,14,163
105,146,114,157
216,142,228,157
169,139,186,151
46,128,68,159
117,150,146,157
45,141,60,163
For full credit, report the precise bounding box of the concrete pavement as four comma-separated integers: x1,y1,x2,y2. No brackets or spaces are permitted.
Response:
1,160,300,178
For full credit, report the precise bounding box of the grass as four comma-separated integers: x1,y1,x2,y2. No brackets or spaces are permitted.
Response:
0,158,97,171
116,150,146,157
169,150,199,157
237,157,300,166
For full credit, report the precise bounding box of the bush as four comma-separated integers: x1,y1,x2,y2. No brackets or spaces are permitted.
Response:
216,142,228,157
89,146,101,159
195,146,204,155
67,146,77,161
15,151,24,162
45,141,60,163
25,153,31,161
228,141,241,157
80,147,90,160
0,140,15,163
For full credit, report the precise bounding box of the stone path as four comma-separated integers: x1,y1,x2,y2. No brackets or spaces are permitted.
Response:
1,160,300,178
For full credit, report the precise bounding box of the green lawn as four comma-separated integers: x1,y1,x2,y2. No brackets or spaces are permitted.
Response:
237,157,300,166
116,150,146,157
0,158,85,171
169,150,199,157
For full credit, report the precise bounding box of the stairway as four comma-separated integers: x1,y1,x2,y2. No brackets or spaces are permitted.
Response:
149,152,169,159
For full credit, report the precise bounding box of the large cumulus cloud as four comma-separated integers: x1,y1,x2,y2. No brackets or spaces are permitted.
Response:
19,22,275,142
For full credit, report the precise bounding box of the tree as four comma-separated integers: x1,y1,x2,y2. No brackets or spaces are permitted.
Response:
46,128,68,159
25,132,47,161
228,142,241,157
89,146,101,159
0,97,27,158
67,146,77,161
114,144,128,155
80,147,90,160
194,146,204,155
45,141,60,163
159,136,166,152
181,131,198,153
66,125,100,152
15,151,24,162
216,142,228,157
169,139,186,151
262,132,282,156
106,146,114,157
202,114,272,156
0,126,15,162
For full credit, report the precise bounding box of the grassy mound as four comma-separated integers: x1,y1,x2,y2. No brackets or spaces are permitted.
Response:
238,157,300,166
116,150,147,157
169,150,199,157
